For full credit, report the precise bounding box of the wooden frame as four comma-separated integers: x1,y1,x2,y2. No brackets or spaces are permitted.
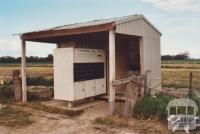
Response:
108,29,116,114
21,22,115,41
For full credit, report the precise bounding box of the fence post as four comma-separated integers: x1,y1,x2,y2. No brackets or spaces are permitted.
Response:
12,70,22,101
144,70,151,96
188,72,193,98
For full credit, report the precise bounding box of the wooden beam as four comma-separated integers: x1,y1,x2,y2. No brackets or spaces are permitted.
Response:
112,78,130,86
21,39,27,102
108,29,116,114
21,22,115,40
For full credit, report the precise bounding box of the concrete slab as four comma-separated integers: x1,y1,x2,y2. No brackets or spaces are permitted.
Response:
42,99,108,111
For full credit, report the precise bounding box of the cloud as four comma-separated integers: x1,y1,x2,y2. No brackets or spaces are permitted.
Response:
141,0,200,11
0,37,20,57
0,37,56,57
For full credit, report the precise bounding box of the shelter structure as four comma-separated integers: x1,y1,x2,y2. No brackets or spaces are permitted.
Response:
20,14,161,110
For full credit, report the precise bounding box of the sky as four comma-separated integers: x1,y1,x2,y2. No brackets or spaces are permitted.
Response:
0,0,200,58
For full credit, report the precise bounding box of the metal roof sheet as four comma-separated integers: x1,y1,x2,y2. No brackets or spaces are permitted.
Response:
21,14,161,35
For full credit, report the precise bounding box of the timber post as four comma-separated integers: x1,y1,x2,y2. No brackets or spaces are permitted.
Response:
21,39,27,103
108,29,116,115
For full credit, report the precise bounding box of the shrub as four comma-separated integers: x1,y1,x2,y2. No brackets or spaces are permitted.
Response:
27,77,53,86
0,84,14,98
27,91,40,101
133,93,174,120
190,96,200,116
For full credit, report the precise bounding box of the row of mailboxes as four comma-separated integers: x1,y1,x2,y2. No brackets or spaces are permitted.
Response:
74,79,106,100
54,48,106,102
74,63,104,82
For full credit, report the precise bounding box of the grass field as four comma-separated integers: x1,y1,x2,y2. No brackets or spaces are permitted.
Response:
161,60,200,90
162,59,200,64
0,60,200,90
0,67,53,77
162,64,200,69
162,69,200,90
0,62,53,67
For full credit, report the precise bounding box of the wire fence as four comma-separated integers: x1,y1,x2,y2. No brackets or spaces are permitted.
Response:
162,71,200,92
161,71,200,99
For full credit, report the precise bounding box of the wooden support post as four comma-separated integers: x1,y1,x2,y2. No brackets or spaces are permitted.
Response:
21,39,27,103
108,29,116,115
189,72,193,98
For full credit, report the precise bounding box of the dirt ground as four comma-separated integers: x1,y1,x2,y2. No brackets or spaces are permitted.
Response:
0,101,137,134
0,100,198,134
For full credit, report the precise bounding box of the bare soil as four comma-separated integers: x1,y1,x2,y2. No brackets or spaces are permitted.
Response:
0,101,135,134
0,100,198,134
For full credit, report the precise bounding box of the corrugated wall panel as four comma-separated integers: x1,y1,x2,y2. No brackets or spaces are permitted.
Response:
116,19,143,36
116,18,160,39
143,37,161,92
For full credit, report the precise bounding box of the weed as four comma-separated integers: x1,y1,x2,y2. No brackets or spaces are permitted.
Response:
133,93,174,120
94,116,129,127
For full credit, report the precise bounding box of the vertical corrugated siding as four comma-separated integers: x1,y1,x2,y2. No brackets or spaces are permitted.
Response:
116,18,161,91
143,37,161,91
116,19,143,36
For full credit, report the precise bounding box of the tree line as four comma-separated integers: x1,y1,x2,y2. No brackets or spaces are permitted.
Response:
0,52,192,63
0,54,53,63
161,52,190,60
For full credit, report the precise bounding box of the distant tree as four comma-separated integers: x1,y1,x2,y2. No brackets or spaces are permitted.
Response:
46,54,53,62
161,51,190,60
174,51,190,60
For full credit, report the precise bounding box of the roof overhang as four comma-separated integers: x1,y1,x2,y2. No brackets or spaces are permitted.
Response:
21,22,115,42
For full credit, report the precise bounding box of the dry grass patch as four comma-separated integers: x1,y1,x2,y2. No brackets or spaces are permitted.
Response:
162,64,200,69
0,67,53,78
17,102,83,117
94,116,169,134
94,116,130,127
162,69,200,90
0,105,33,127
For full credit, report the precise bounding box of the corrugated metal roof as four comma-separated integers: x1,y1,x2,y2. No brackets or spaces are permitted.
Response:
52,14,140,30
21,14,161,35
